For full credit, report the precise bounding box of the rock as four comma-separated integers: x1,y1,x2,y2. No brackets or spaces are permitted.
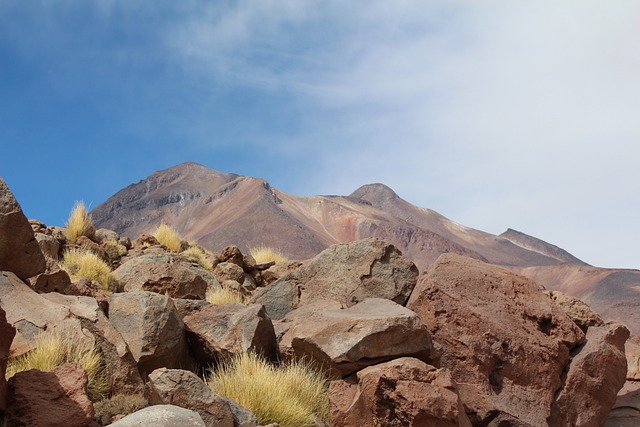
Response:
544,290,605,333
183,303,278,368
625,336,640,381
279,298,434,378
63,277,109,313
109,404,207,427
29,256,72,294
75,234,109,260
94,228,120,243
146,368,235,427
214,262,246,285
108,291,194,378
6,363,94,427
605,380,640,427
0,306,15,411
0,176,46,279
549,323,629,427
113,253,217,299
218,245,244,268
252,238,418,320
174,298,210,319
330,357,471,427
35,232,60,259
406,253,585,426
259,260,301,286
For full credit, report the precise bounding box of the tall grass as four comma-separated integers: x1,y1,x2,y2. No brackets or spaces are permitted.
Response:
6,330,108,401
207,352,329,427
206,287,247,305
182,246,214,271
66,201,95,244
153,223,183,252
250,245,288,265
60,248,115,291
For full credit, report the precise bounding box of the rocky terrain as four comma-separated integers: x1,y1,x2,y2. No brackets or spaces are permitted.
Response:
1,173,639,426
91,162,640,336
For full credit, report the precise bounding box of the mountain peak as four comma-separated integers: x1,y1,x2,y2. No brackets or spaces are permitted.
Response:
349,183,400,206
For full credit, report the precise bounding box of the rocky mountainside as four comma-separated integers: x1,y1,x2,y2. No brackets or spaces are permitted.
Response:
92,162,640,335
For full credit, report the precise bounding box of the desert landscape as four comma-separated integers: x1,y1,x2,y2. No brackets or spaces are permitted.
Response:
1,164,639,426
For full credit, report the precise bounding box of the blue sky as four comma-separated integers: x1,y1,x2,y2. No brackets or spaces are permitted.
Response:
1,1,638,269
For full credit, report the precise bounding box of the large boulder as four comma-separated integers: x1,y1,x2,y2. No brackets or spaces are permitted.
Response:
544,290,605,333
625,336,640,380
109,291,195,378
6,363,94,427
0,306,15,411
113,253,219,299
549,323,629,427
146,368,258,427
407,254,585,426
0,176,46,279
605,381,640,427
109,404,206,427
330,357,471,427
183,303,278,368
251,238,418,320
278,298,434,378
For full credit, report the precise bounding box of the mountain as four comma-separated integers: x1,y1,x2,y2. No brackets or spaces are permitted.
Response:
92,162,640,334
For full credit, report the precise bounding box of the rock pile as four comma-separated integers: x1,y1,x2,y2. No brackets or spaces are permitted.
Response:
0,176,633,426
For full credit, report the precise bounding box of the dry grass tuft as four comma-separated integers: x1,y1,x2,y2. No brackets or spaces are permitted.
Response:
207,352,329,427
6,330,108,401
182,246,214,271
250,245,288,265
66,201,95,244
60,248,116,291
93,393,148,421
153,223,183,252
206,287,247,305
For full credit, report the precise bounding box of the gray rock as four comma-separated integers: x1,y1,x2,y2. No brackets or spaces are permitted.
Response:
109,405,206,427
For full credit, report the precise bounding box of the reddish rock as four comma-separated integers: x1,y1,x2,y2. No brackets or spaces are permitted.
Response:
544,290,604,333
0,177,46,280
252,238,418,320
625,336,640,380
0,306,16,411
35,232,61,259
63,277,109,313
330,357,471,427
113,253,217,299
29,256,72,293
6,363,94,427
605,380,640,427
279,298,434,378
145,368,235,427
549,323,629,427
109,291,195,378
407,254,585,426
213,262,246,285
217,245,244,268
183,303,278,368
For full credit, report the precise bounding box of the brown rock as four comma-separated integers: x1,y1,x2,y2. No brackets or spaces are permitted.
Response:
35,232,61,259
113,253,217,299
183,303,278,368
279,298,434,378
627,336,640,380
6,363,94,427
260,261,301,286
0,306,15,411
549,323,629,427
145,368,236,427
108,291,194,378
214,262,246,285
173,298,210,319
544,290,605,333
605,380,640,427
64,277,109,313
330,357,471,427
252,238,418,320
75,234,109,260
0,176,46,279
407,253,585,426
218,245,244,268
29,256,72,294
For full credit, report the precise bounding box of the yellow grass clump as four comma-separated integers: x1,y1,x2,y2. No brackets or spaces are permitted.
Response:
6,330,108,401
153,223,183,252
207,352,329,427
66,201,95,244
60,248,116,291
206,287,247,305
250,245,288,265
182,246,214,271
93,393,148,421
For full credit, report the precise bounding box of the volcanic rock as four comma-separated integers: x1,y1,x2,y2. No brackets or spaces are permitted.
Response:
6,363,94,427
278,298,434,378
544,289,605,333
407,253,585,426
29,256,72,294
0,176,46,279
251,238,418,320
109,404,207,426
0,305,15,411
330,357,471,427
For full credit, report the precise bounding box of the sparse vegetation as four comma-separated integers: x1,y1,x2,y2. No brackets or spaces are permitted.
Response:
207,352,329,427
250,245,288,265
182,245,214,271
102,238,128,259
60,248,116,291
93,393,148,421
153,223,184,252
66,201,95,244
6,330,108,401
206,286,247,305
